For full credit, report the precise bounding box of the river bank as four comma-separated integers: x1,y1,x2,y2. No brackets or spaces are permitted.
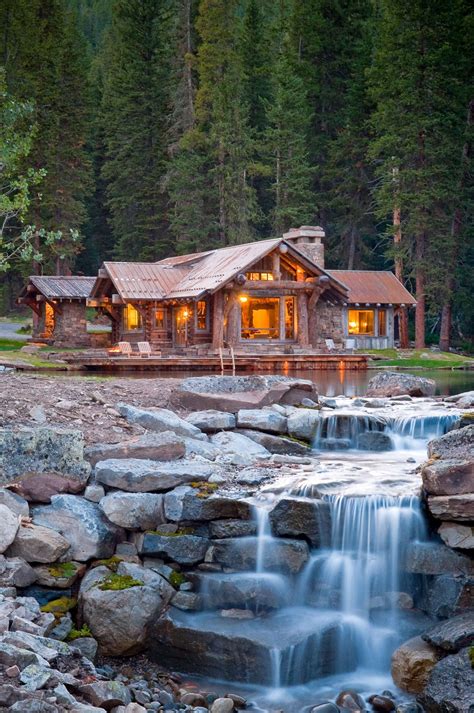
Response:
0,373,472,712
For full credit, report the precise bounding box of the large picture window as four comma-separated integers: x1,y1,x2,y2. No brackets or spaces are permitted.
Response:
348,309,374,335
241,297,280,339
123,304,142,331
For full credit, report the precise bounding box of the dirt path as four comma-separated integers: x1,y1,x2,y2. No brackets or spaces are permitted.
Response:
0,372,184,444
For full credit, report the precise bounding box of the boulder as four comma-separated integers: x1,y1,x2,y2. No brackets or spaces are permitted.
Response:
6,524,70,563
427,494,474,521
421,459,474,496
78,681,131,710
171,375,318,412
404,542,474,576
209,519,257,538
418,648,474,713
335,690,366,711
438,522,474,549
116,404,205,440
235,429,311,455
356,431,393,451
196,572,289,610
32,495,124,562
85,431,186,466
366,372,436,398
287,409,321,442
6,472,85,503
186,411,236,432
99,492,164,530
422,611,474,652
209,536,309,574
0,504,19,553
417,573,474,618
0,489,29,517
183,438,221,460
94,458,213,492
79,562,170,656
0,556,36,587
0,427,90,484
428,425,474,460
236,409,287,434
210,431,269,458
138,532,209,565
268,497,331,547
391,635,442,694
33,562,85,588
164,486,251,522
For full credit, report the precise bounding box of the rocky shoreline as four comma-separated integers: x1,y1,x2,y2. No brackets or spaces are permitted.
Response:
0,373,472,713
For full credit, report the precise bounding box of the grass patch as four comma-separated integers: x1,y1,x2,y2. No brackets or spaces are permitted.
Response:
0,338,25,351
67,624,92,641
366,348,474,369
98,573,143,591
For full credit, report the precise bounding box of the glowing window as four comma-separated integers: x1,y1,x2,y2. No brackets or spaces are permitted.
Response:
196,300,208,331
246,272,274,281
154,308,166,329
348,309,374,335
123,304,142,331
241,298,279,339
378,309,387,336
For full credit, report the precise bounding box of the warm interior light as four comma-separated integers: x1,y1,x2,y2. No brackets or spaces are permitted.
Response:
239,295,248,303
349,321,357,328
183,309,189,318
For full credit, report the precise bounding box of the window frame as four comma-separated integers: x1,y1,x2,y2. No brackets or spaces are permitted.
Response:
347,308,375,336
195,299,210,332
123,303,143,332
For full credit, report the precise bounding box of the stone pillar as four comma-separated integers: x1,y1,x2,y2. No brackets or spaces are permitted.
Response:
53,301,90,347
297,292,309,346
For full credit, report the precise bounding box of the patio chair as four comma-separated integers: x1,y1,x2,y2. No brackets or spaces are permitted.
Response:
117,341,133,357
325,339,337,352
137,341,161,358
345,338,356,353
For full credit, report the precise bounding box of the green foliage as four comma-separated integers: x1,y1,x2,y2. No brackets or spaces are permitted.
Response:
40,596,77,615
98,573,144,591
67,624,92,640
94,555,123,572
48,561,78,578
469,646,474,668
169,570,186,588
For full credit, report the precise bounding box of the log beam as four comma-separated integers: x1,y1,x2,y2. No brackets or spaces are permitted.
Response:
212,291,224,350
297,292,309,346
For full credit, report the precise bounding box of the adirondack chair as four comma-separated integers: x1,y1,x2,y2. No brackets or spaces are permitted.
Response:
325,338,337,352
137,341,161,358
345,338,356,353
117,341,133,357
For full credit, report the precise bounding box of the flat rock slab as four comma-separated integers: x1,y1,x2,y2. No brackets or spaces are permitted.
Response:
0,489,29,517
186,411,236,432
138,532,209,565
99,492,165,530
32,495,124,562
287,409,321,442
422,612,474,652
418,647,474,713
209,536,309,574
210,431,269,457
236,409,287,434
6,524,70,563
421,459,474,496
268,497,331,547
33,562,85,588
95,458,213,492
428,425,474,460
0,557,36,587
164,486,251,522
427,494,474,521
196,571,289,610
117,404,205,440
366,371,436,397
0,427,90,483
6,472,85,503
404,542,474,576
438,522,474,549
209,519,257,539
235,429,311,456
85,431,186,466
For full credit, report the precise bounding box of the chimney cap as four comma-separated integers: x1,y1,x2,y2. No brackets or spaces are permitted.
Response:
283,225,325,240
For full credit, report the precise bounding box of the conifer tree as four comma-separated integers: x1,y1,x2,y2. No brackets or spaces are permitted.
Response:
101,0,173,261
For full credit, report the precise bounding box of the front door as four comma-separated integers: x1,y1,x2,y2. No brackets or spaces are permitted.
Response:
173,306,189,346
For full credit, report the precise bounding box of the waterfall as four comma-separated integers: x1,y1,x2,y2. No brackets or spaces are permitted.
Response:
386,413,459,449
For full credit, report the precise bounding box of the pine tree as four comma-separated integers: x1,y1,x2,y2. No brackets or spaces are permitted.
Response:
368,0,471,348
101,0,173,261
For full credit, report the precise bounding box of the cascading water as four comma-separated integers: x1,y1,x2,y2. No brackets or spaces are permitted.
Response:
386,412,459,449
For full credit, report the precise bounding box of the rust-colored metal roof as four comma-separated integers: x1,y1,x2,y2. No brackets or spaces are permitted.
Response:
28,276,96,300
101,262,188,301
327,270,416,305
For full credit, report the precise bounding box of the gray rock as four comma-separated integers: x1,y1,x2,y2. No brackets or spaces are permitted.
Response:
404,542,474,576
210,431,269,457
32,495,124,562
19,662,53,691
287,409,321,442
422,612,474,652
183,438,221,460
0,489,29,517
171,590,201,611
427,494,474,521
196,572,288,610
0,556,37,587
236,429,311,455
418,647,474,713
236,408,287,434
417,574,474,618
95,458,213,492
438,522,474,549
210,699,234,713
85,431,186,466
117,403,205,440
0,504,19,553
71,636,98,661
357,431,393,451
99,492,164,530
79,563,170,656
209,536,309,574
9,701,59,712
6,524,70,563
391,636,442,695
0,642,46,669
138,532,209,565
421,459,474,496
209,519,257,538
84,484,105,502
0,427,90,484
164,486,250,522
268,497,331,547
186,410,236,432
428,425,474,460
33,562,84,588
79,680,132,709
366,372,436,397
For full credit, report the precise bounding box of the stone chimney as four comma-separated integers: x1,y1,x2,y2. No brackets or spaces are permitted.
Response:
282,226,325,268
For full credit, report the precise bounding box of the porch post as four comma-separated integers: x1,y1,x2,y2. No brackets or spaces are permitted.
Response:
226,292,240,346
297,292,309,346
308,287,322,348
212,291,224,351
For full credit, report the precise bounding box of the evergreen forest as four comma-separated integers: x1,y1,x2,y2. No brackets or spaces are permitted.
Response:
0,0,473,349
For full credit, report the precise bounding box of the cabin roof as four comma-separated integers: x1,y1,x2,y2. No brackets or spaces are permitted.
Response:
327,270,416,305
23,276,96,300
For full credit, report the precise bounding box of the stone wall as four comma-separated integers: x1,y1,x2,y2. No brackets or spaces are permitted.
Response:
311,299,344,349
53,300,90,347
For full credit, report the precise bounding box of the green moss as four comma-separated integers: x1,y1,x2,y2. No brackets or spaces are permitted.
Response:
98,573,144,591
147,527,194,537
284,434,310,447
191,481,219,498
48,562,77,578
169,571,186,588
94,555,123,572
469,646,474,668
461,412,474,420
67,624,92,641
40,596,77,615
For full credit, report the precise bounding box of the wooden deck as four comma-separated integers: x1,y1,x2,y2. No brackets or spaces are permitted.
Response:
62,351,369,373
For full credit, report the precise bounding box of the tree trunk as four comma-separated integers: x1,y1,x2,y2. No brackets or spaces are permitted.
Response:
415,232,425,349
392,170,409,348
439,301,452,352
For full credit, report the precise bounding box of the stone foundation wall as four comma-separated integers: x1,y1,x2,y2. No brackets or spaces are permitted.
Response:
312,300,344,349
53,301,90,347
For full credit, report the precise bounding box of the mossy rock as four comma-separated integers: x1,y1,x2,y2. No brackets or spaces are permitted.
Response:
93,555,123,572
469,646,474,668
40,596,77,616
48,562,78,578
97,573,144,591
147,527,194,537
67,624,92,641
190,481,219,498
169,570,186,588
